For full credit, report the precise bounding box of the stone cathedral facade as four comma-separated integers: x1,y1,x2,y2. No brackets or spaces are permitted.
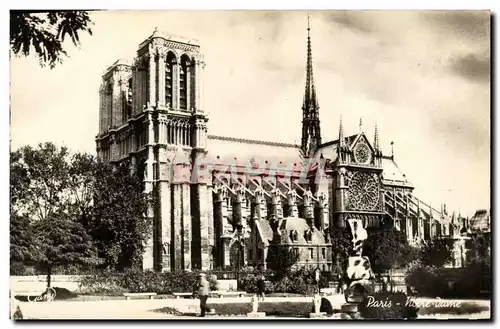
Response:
96,26,460,273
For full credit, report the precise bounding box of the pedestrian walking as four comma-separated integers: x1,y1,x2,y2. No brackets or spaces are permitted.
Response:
194,273,210,317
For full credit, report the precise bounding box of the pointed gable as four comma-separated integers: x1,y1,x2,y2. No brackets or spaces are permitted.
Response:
349,132,375,154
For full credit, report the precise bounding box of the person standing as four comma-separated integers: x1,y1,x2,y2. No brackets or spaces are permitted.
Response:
256,274,266,302
195,273,210,317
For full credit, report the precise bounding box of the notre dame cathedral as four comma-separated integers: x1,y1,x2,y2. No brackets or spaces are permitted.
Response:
95,24,459,273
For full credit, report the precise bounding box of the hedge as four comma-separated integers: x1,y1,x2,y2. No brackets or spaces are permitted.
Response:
405,260,491,299
237,268,334,296
78,268,218,295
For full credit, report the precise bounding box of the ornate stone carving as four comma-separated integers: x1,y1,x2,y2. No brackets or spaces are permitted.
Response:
235,185,246,203
151,37,200,53
347,171,380,211
318,192,327,207
287,189,298,205
303,189,313,206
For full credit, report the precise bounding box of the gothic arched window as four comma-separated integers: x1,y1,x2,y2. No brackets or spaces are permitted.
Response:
122,78,132,123
165,52,175,107
127,78,132,118
179,55,190,110
106,82,113,128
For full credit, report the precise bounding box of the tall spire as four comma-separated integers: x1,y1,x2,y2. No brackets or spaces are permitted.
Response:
301,14,322,156
303,13,316,109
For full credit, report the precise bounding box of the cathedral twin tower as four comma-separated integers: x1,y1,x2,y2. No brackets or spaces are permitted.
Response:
96,29,212,271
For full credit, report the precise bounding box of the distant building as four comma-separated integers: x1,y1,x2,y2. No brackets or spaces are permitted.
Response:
470,209,491,233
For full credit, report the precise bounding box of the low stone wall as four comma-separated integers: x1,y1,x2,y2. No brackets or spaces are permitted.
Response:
11,275,81,293
11,276,239,294
218,279,238,291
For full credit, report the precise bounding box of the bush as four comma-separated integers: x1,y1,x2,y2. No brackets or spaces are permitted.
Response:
10,263,38,276
270,272,317,296
405,262,448,297
446,260,491,299
52,287,79,300
358,291,419,319
237,268,275,293
405,259,492,299
78,268,218,295
238,267,328,296
78,269,128,295
206,301,312,317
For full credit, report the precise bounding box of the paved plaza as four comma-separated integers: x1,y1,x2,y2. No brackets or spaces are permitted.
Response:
16,295,342,320
13,295,490,320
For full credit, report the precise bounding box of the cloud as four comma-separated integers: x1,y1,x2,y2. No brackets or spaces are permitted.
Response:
325,11,373,34
421,11,490,42
448,51,490,83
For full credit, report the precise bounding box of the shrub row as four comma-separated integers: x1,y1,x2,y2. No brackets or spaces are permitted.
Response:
405,260,491,299
207,301,313,317
78,268,218,295
237,268,334,296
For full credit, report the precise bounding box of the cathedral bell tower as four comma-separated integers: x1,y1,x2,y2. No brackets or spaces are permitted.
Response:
125,28,211,271
300,15,322,157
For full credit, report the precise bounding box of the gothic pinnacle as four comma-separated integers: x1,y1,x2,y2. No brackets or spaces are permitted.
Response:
374,122,380,153
339,115,345,149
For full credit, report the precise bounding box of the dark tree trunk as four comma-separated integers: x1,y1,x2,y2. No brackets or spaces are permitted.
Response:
46,265,52,288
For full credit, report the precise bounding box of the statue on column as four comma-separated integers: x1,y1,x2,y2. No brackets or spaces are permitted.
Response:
271,189,283,221
318,192,329,230
235,185,246,203
287,189,299,217
254,187,264,220
303,189,314,220
344,217,375,304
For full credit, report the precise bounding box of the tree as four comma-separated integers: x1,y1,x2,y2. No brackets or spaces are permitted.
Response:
10,143,71,275
364,227,419,275
10,214,40,274
10,10,93,68
266,244,300,279
88,160,152,270
330,227,353,271
10,143,104,281
419,238,454,268
67,152,100,228
33,213,100,287
10,143,72,221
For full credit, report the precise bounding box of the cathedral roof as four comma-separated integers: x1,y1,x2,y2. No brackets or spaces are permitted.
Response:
255,219,273,247
381,156,412,186
277,217,328,245
206,135,303,172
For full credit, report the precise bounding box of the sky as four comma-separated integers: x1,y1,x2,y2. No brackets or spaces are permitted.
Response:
9,10,491,217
